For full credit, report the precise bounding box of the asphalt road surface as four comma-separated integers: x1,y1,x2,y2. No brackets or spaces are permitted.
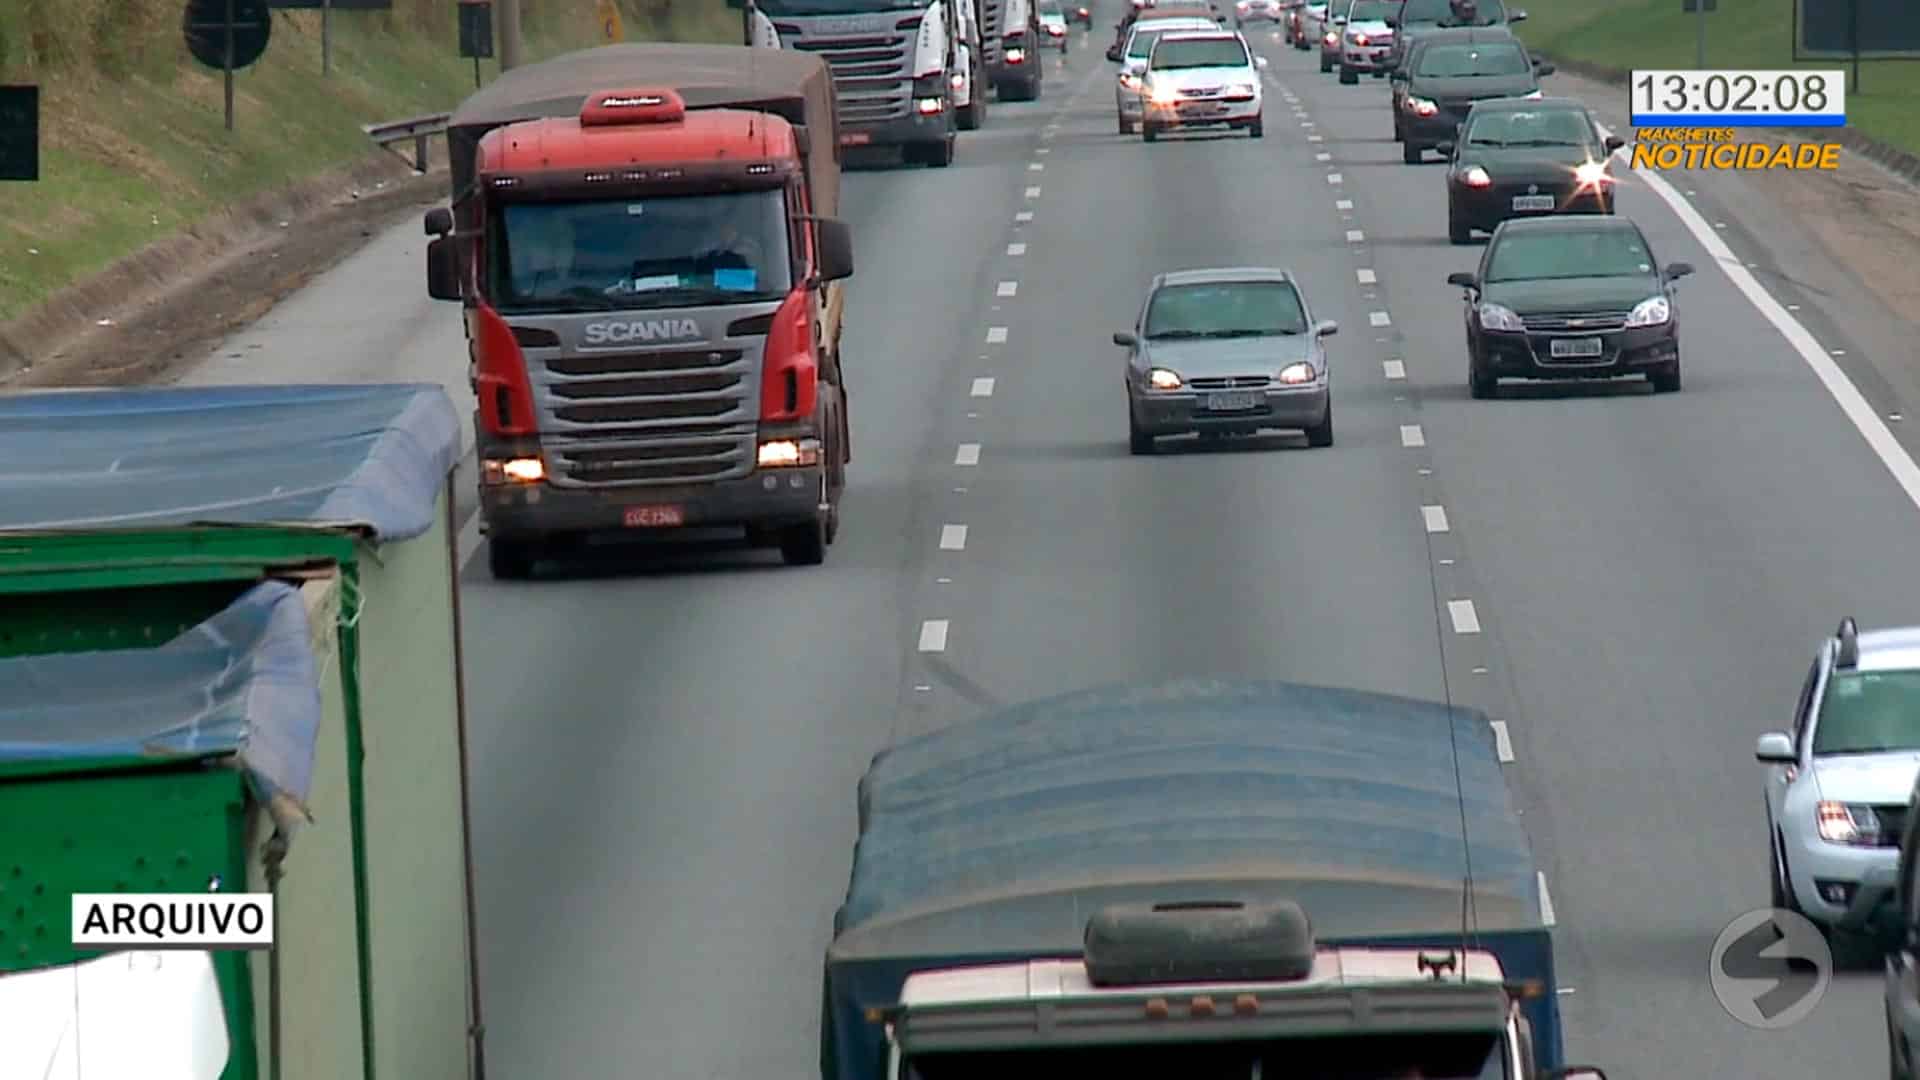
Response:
177,18,1920,1079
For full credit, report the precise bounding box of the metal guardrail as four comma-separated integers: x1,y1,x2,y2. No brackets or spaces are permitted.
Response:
362,112,452,173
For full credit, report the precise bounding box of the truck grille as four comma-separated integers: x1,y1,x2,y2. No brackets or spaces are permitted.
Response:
981,0,1006,63
786,26,915,125
1520,311,1631,333
536,346,759,488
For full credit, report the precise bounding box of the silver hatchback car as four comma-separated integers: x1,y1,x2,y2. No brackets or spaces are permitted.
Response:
1117,268,1338,454
1757,617,1920,946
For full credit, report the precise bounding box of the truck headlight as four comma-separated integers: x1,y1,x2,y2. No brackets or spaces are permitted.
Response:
1625,296,1670,327
1006,47,1027,62
483,456,546,484
1147,367,1183,390
1277,362,1316,384
758,437,821,467
1150,82,1180,105
1817,801,1883,846
1475,302,1524,332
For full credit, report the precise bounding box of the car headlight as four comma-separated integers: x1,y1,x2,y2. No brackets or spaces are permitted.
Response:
1348,30,1369,44
1147,367,1183,390
1458,164,1491,187
1405,94,1438,116
1475,302,1524,332
1120,72,1144,89
1150,82,1180,105
1625,295,1670,327
1229,82,1257,96
1277,361,1316,384
1573,159,1612,185
1324,31,1338,45
1817,801,1884,846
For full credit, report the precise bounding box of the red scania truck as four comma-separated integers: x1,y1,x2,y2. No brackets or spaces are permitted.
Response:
424,44,856,578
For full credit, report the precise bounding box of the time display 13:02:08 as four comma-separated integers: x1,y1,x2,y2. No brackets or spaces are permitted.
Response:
1629,70,1845,127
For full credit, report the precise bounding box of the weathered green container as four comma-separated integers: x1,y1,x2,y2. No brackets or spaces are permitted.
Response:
0,384,481,1080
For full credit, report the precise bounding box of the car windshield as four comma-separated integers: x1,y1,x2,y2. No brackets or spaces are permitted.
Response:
1466,108,1593,147
1150,37,1251,68
1130,25,1200,54
1415,42,1528,76
1144,281,1308,338
490,189,793,314
907,1032,1508,1079
1041,1,1063,14
1349,0,1397,19
1398,0,1507,24
1484,229,1654,282
1813,671,1920,755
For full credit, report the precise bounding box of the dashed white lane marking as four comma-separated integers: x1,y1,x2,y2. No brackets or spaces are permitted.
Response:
1369,310,1391,327
1490,720,1515,762
1327,173,1343,184
997,280,1019,297
986,326,1008,344
1382,359,1405,380
1335,198,1352,209
1036,146,1051,154
1537,871,1557,926
1399,424,1425,447
1308,133,1324,142
1316,152,1332,162
1592,120,1920,512
1302,120,1316,128
1346,229,1365,243
1007,242,1027,255
918,619,950,652
939,524,968,550
971,377,996,397
1016,210,1034,222
1356,268,1376,284
1448,599,1482,635
458,512,482,565
1029,162,1045,171
955,443,981,466
1024,185,1042,198
1421,505,1450,533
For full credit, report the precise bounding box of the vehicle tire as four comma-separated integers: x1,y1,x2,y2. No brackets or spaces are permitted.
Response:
1028,74,1044,101
1448,209,1471,245
1339,64,1359,84
1394,114,1405,141
958,99,982,130
1320,51,1334,72
1118,113,1134,134
1403,140,1423,164
1128,408,1156,455
487,536,537,580
1249,113,1264,137
1890,1009,1915,1080
1650,359,1682,393
926,138,955,167
1143,121,1160,142
780,517,828,566
1770,827,1790,911
1468,349,1496,399
1304,402,1334,447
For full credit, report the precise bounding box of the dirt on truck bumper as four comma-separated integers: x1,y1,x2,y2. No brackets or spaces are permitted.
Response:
481,466,824,539
839,109,952,150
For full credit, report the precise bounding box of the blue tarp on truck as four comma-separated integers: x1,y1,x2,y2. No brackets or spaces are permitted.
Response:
822,679,1559,1080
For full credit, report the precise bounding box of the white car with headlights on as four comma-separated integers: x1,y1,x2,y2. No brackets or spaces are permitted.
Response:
1114,15,1221,133
1118,267,1338,454
1335,0,1398,82
1138,30,1268,140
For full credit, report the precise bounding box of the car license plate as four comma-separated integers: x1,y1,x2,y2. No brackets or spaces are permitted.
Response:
1549,337,1603,359
1207,390,1260,411
624,504,685,527
1512,194,1556,211
840,132,871,146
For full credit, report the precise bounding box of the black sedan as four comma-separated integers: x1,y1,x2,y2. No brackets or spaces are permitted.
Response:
1439,97,1626,243
1390,28,1550,163
1445,217,1694,398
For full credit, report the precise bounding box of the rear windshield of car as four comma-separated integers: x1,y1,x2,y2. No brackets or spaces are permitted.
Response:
1040,1,1063,13
1144,281,1308,338
1465,108,1593,147
1348,0,1396,20
1150,37,1252,68
1814,671,1920,754
1130,24,1207,54
1398,0,1507,24
1415,42,1528,76
1484,229,1654,282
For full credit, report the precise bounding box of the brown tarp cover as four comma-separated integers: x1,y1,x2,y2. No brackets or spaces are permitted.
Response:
446,43,840,217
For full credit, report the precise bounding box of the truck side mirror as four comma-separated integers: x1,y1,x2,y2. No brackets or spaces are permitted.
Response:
1604,133,1625,152
814,217,855,282
1508,7,1527,19
426,237,461,301
424,206,453,237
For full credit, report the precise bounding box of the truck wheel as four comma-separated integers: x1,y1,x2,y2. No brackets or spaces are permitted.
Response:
1118,113,1133,134
1320,50,1333,72
1403,140,1423,164
1142,120,1159,142
927,138,955,167
487,536,537,580
1248,113,1263,138
957,99,982,130
780,518,827,566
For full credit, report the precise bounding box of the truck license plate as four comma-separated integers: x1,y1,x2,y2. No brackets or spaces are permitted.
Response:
1512,194,1556,211
1207,390,1260,411
624,504,685,527
1549,337,1603,358
840,132,871,146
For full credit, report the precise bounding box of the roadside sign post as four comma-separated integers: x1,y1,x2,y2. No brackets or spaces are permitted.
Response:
183,0,273,131
458,0,495,88
1681,0,1715,67
264,2,394,77
0,85,37,183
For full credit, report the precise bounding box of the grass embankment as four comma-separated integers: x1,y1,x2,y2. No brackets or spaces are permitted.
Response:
0,0,738,321
1514,0,1920,153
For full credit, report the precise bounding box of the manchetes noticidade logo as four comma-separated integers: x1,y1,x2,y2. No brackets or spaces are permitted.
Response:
1629,127,1843,171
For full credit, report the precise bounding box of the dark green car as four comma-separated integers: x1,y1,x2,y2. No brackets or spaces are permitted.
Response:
1445,216,1694,398
1392,29,1550,162
1439,97,1625,243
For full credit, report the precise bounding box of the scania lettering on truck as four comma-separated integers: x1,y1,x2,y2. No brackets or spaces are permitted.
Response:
733,0,981,165
423,44,857,579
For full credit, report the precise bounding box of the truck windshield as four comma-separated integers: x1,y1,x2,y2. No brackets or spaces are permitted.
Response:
754,0,929,14
0,950,231,1078
489,189,793,314
905,1031,1508,1078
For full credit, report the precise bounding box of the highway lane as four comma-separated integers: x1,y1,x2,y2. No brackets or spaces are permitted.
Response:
1261,30,1920,1079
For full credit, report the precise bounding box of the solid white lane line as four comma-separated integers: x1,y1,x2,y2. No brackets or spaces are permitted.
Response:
1491,720,1515,763
1382,359,1405,380
1334,198,1352,209
986,327,1008,344
1448,599,1482,634
918,620,950,652
1357,268,1377,284
1007,242,1027,255
997,281,1019,297
1016,210,1034,222
1369,310,1391,327
1025,185,1042,198
1537,872,1557,926
1346,229,1365,242
971,377,995,397
939,524,968,551
1400,424,1425,447
1422,504,1450,533
1592,123,1920,514
955,443,981,466
1327,173,1343,184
